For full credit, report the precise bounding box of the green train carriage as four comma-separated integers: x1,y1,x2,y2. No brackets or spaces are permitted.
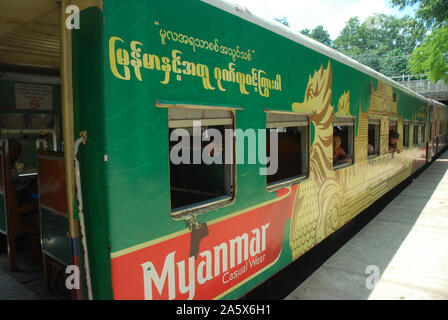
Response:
0,0,447,300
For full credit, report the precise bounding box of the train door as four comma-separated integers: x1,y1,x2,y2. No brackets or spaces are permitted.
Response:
0,1,74,299
430,100,437,159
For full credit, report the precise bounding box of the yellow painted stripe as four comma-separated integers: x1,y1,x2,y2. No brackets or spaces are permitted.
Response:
110,187,292,258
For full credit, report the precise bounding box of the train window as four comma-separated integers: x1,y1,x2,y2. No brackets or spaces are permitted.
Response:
403,121,410,148
333,116,354,169
389,119,400,153
389,119,398,133
420,124,426,144
168,107,234,215
265,112,309,189
413,122,419,145
368,119,380,157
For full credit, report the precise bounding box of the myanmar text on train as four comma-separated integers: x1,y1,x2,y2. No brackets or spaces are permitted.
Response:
141,223,270,300
109,37,282,98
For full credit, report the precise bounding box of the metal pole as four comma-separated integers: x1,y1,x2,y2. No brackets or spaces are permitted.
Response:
59,0,82,300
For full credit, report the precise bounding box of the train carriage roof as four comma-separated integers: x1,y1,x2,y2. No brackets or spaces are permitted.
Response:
0,0,446,109
0,0,60,71
204,0,447,108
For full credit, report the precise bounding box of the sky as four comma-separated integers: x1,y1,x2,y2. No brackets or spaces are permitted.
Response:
233,0,417,40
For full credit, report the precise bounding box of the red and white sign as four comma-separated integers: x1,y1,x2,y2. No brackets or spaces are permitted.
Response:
29,98,40,110
15,83,53,110
110,186,297,300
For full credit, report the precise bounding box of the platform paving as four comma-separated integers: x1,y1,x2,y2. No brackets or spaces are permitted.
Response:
286,151,448,300
0,247,58,300
0,265,39,300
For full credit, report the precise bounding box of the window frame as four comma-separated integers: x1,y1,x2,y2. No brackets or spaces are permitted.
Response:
265,110,310,191
161,102,239,219
420,122,426,144
389,119,398,133
368,118,381,158
388,118,400,153
403,120,410,149
412,121,419,146
332,116,355,170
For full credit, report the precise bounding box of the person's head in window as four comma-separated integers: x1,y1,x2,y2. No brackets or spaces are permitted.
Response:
333,131,350,163
333,129,352,165
368,136,374,155
333,133,344,157
389,131,400,153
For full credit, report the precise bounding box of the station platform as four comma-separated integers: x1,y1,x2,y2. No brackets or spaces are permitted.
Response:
0,247,57,300
0,262,39,300
286,150,448,300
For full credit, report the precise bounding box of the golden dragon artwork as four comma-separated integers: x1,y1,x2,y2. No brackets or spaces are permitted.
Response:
288,62,417,259
289,61,345,258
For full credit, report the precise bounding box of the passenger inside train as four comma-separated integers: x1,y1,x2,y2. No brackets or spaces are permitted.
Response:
368,119,380,157
368,137,375,156
389,131,400,153
333,130,352,165
168,123,232,212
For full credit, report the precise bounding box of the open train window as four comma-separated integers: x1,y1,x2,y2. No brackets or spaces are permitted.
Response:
413,122,419,145
368,118,380,157
403,120,410,148
168,107,234,216
333,116,354,169
265,112,309,189
389,119,399,153
420,123,426,144
389,119,398,133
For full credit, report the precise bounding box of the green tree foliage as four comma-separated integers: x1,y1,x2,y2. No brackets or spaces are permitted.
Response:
409,25,448,81
274,18,333,47
333,14,427,76
390,0,447,27
275,17,290,27
391,0,448,82
300,28,311,36
300,25,333,47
